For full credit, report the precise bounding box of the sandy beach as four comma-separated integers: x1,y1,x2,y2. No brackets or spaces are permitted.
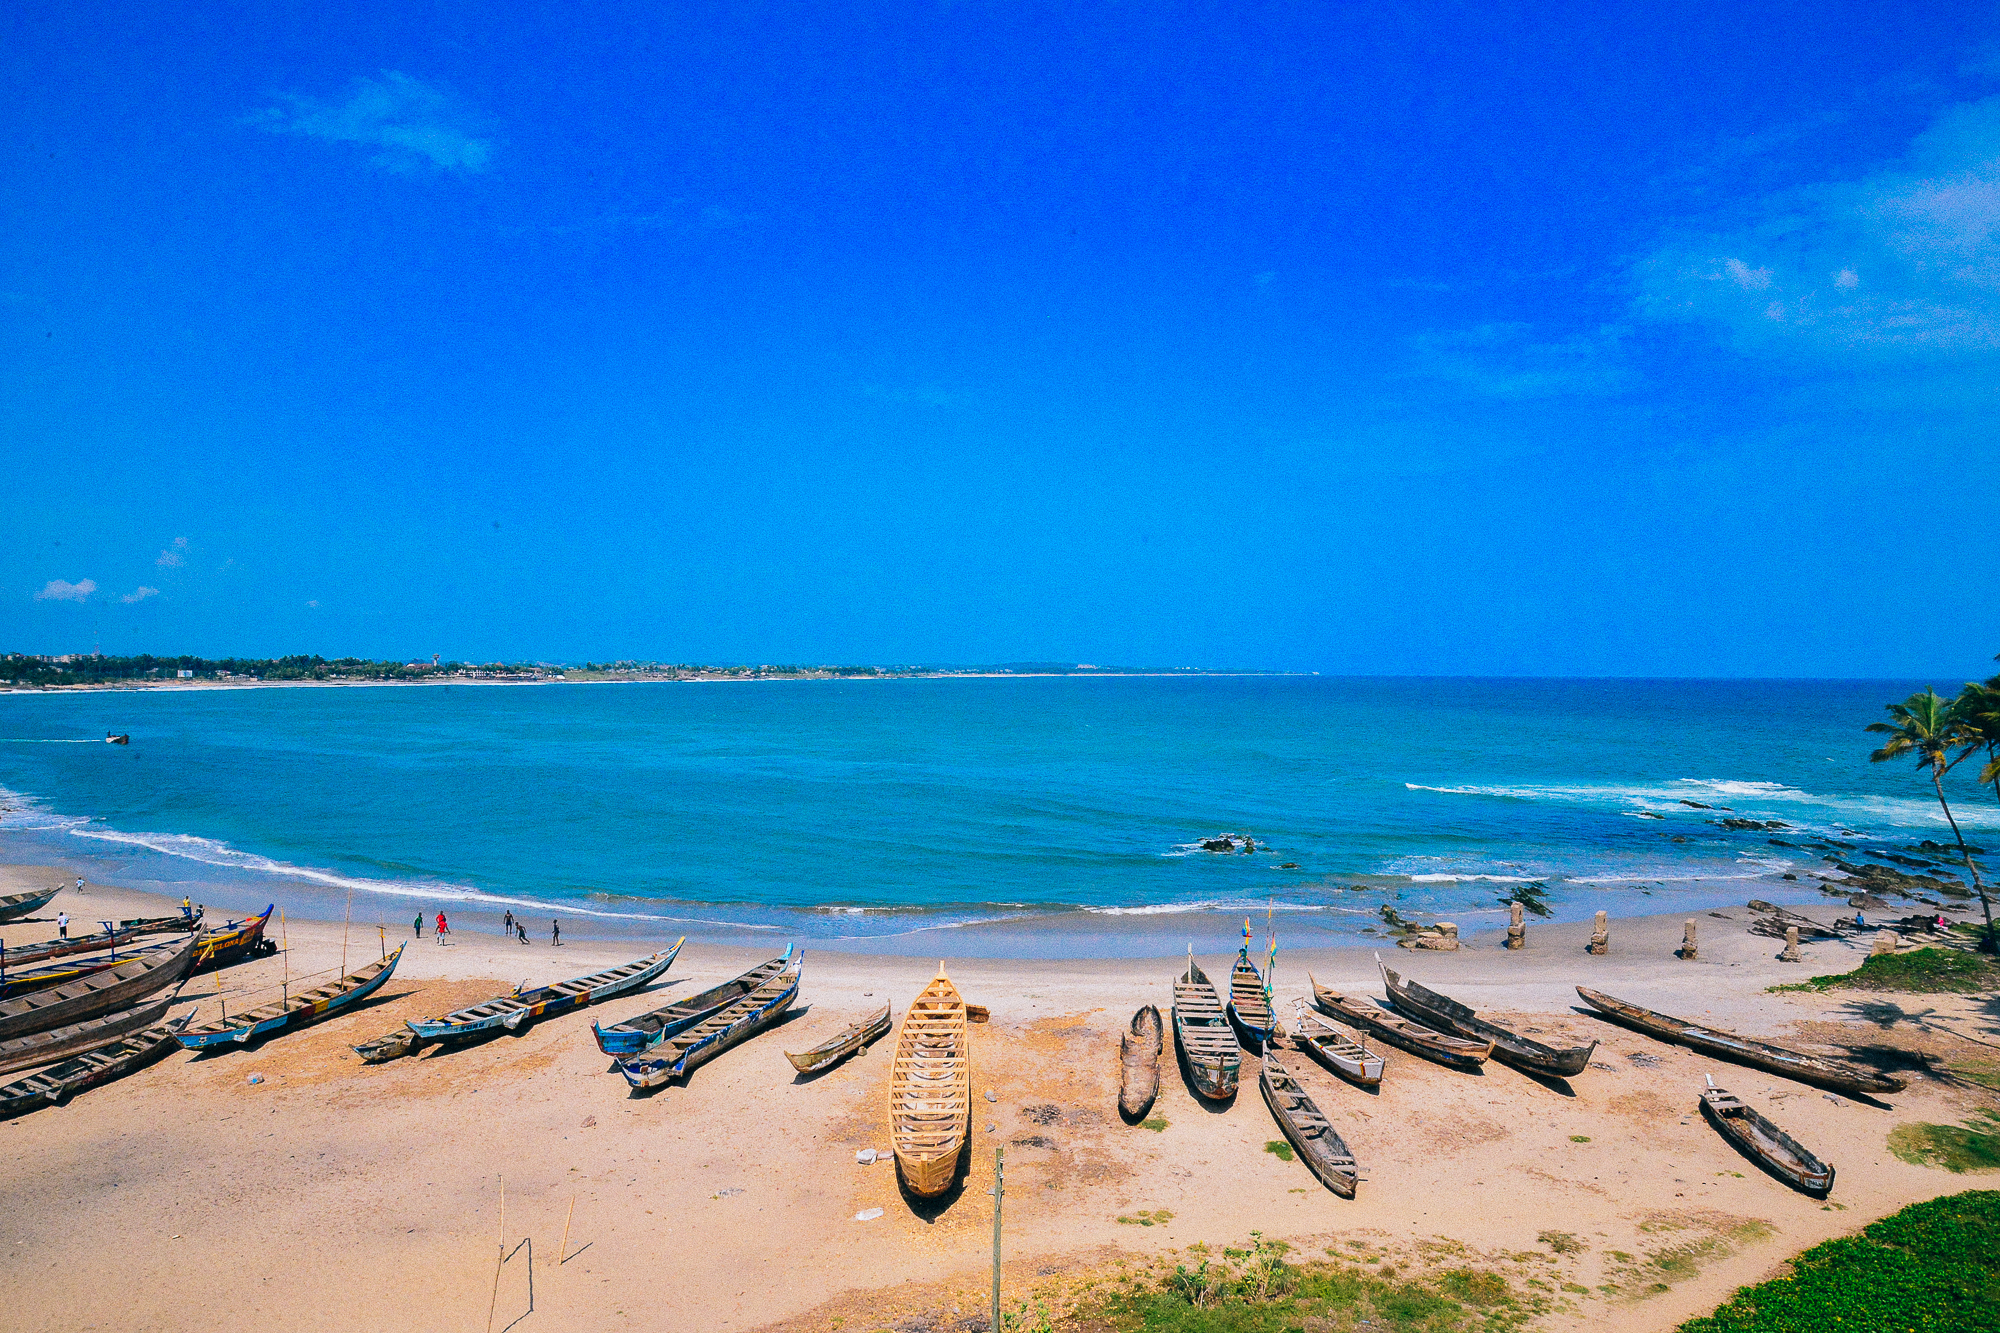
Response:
0,857,1992,1333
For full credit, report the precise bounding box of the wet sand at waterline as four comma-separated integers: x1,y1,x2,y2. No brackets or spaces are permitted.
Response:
0,862,1990,1332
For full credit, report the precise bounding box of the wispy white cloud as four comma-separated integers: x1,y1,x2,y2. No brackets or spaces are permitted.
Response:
120,586,160,604
156,536,188,567
252,71,495,174
1408,323,1630,399
34,578,95,603
1636,95,2000,356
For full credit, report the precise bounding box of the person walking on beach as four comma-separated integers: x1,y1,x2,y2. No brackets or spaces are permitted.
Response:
56,910,68,939
75,876,85,896
517,922,529,944
414,912,423,938
551,919,561,947
503,909,514,937
436,911,450,942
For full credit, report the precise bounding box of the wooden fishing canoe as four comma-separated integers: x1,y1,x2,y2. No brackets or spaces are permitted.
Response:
1575,986,1905,1096
0,911,195,971
594,946,792,1056
888,966,971,1197
617,953,803,1090
352,1027,419,1064
190,905,276,973
1119,1004,1164,1117
785,1003,892,1074
1173,953,1241,1100
0,1016,191,1119
0,932,198,1042
0,992,182,1078
1700,1079,1834,1196
1260,1047,1358,1198
1228,950,1277,1047
0,887,60,924
1381,958,1595,1078
1290,999,1384,1088
1310,975,1491,1070
408,944,680,1044
176,944,407,1050
0,937,188,1001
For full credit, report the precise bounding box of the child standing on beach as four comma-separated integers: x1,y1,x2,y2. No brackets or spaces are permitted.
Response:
56,910,68,939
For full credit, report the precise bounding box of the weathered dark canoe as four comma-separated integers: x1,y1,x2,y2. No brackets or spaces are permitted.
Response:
1173,955,1241,1100
408,944,680,1044
619,953,802,1089
0,992,181,1078
1380,959,1595,1078
594,946,793,1056
352,1027,419,1064
0,932,198,1042
1119,1004,1163,1117
1260,1047,1358,1197
1290,999,1384,1088
191,905,275,972
1575,986,1905,1096
0,912,196,971
1310,975,1492,1070
176,944,407,1050
1700,1080,1834,1196
0,1016,191,1119
0,887,60,924
784,1003,892,1074
1227,951,1277,1047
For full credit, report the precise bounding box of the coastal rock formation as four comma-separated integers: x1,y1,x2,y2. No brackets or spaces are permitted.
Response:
1829,859,1969,898
1399,921,1460,951
1504,901,1526,950
1587,910,1609,955
1778,926,1801,962
1715,817,1789,831
1677,919,1698,961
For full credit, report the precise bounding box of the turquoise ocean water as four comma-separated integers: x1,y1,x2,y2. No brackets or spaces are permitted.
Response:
0,677,1990,957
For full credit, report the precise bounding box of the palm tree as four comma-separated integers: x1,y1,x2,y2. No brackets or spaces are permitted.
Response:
1868,689,1994,953
1957,675,2000,801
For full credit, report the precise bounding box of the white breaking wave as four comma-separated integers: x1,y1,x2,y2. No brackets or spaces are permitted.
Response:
1404,776,2000,830
1406,873,1539,883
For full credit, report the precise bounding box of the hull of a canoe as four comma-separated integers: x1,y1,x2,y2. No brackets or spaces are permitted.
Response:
1173,1025,1240,1100
1260,1071,1356,1198
179,945,405,1050
0,888,60,924
1227,1002,1275,1047
0,1020,187,1120
1701,1097,1834,1196
1385,993,1594,1079
1577,988,1902,1096
593,948,787,1055
191,906,275,973
0,934,198,1042
785,1008,892,1073
1119,1029,1162,1117
1313,995,1488,1071
409,1004,530,1042
0,993,180,1078
1296,1036,1384,1088
896,1138,965,1198
620,977,799,1089
353,1029,418,1063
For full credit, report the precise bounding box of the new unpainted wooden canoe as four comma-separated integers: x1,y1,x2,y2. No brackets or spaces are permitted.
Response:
176,944,407,1050
0,887,60,924
1260,1047,1358,1198
1380,958,1595,1079
1575,986,1905,1096
1290,999,1384,1088
0,1016,191,1119
1119,1004,1163,1118
191,905,276,972
0,992,182,1078
1309,975,1491,1070
1228,950,1277,1047
785,1002,892,1074
888,966,971,1196
1700,1078,1834,1196
1173,951,1241,1100
0,911,197,971
593,945,791,1056
408,944,680,1044
0,932,198,1042
618,952,803,1090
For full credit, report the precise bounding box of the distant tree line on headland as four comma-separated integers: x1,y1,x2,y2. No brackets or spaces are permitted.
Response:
0,653,553,687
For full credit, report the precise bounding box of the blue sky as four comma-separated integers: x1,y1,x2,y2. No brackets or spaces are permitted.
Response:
4,3,1997,676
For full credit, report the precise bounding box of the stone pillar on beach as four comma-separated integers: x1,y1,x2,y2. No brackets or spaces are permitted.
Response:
1871,930,1900,957
1677,919,1698,961
1778,925,1801,962
1588,910,1609,955
1505,901,1526,950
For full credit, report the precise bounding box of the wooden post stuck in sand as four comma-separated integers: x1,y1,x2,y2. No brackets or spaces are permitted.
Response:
1505,901,1526,950
1779,925,1801,962
1678,919,1697,961
991,1147,1004,1333
1588,910,1609,955
558,1196,575,1267
486,1176,505,1333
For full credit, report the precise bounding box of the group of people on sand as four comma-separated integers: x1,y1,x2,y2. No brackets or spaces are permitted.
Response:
412,908,561,947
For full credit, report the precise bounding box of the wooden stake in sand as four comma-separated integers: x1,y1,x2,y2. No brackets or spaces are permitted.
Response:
281,909,289,1008
990,1147,1004,1333
486,1175,505,1333
557,1196,575,1267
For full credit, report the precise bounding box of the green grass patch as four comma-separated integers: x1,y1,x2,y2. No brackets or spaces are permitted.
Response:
1263,1139,1295,1162
1141,1117,1169,1133
1767,946,1999,994
1679,1190,2000,1332
1569,1135,1592,1143
1116,1210,1177,1227
1888,1110,2000,1173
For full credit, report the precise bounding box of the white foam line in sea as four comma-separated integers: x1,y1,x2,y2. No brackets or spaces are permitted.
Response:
1404,777,2000,830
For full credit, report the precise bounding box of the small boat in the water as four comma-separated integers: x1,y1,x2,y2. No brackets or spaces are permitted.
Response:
1173,951,1241,1100
1381,958,1595,1079
593,946,792,1056
0,1016,189,1119
1575,986,1904,1096
0,933,198,1042
0,887,60,925
886,965,971,1196
1228,949,1277,1047
1310,975,1491,1070
192,906,276,972
618,952,803,1091
176,945,407,1050
784,1003,892,1074
1699,1077,1834,1196
105,733,130,745
0,992,182,1078
408,945,679,1045
1290,999,1384,1088
1260,1046,1358,1197
1119,1004,1163,1117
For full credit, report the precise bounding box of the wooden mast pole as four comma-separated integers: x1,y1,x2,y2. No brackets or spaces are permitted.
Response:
990,1146,1004,1333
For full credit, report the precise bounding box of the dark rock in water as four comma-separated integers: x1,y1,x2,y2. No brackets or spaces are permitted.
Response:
1679,800,1712,809
1916,839,1986,856
1200,837,1235,852
1782,873,1797,881
1636,811,1665,819
1716,817,1788,831
1280,862,1299,869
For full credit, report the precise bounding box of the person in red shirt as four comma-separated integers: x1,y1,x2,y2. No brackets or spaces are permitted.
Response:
436,911,450,941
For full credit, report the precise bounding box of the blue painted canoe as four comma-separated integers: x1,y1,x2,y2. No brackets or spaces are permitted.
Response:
174,944,407,1050
406,941,682,1044
592,945,792,1056
618,952,803,1090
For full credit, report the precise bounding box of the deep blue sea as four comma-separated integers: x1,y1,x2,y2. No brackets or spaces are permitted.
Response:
0,677,1990,956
